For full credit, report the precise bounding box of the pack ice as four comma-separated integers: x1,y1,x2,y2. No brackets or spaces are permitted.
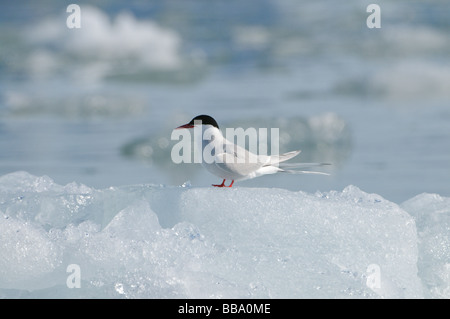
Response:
0,171,447,298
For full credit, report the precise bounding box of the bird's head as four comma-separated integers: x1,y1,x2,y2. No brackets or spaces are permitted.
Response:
175,115,219,130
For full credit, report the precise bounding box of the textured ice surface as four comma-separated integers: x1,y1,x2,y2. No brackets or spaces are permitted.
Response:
0,171,447,298
401,194,450,298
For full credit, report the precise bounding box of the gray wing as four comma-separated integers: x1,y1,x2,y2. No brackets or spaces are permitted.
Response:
213,141,265,178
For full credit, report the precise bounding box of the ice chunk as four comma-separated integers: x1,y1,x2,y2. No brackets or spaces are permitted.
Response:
402,193,450,299
0,171,58,194
0,213,62,289
370,60,450,100
0,171,94,229
176,186,422,298
25,6,182,80
0,172,428,298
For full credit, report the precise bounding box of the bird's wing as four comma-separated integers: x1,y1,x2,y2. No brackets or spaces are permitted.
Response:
212,141,264,177
267,150,301,165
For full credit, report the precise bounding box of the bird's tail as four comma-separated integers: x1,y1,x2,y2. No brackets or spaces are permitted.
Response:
279,164,331,176
269,150,331,175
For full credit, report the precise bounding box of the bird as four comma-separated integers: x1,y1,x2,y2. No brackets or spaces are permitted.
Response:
175,115,330,187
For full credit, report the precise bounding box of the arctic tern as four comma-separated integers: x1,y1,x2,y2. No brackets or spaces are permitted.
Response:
175,115,330,187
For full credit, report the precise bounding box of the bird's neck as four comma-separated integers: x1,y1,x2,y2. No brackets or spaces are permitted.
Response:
202,125,223,141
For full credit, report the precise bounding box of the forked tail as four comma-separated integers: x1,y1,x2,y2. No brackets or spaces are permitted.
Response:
269,150,331,175
279,165,331,176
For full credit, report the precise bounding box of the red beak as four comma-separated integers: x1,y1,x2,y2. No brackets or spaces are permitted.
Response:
175,123,194,129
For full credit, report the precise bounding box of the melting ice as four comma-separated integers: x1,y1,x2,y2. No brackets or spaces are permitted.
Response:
0,171,448,298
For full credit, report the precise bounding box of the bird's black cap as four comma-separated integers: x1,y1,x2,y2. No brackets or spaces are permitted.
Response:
188,115,219,129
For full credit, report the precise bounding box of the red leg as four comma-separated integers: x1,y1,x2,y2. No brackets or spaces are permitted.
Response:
212,179,234,187
213,179,226,187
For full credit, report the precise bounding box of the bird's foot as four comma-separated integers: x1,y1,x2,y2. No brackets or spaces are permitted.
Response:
213,179,234,187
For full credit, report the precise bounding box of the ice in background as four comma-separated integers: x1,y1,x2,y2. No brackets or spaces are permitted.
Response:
0,0,449,298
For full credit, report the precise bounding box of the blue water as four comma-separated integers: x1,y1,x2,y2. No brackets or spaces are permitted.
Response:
0,0,449,203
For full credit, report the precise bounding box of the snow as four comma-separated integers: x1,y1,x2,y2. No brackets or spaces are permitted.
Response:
0,171,447,298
